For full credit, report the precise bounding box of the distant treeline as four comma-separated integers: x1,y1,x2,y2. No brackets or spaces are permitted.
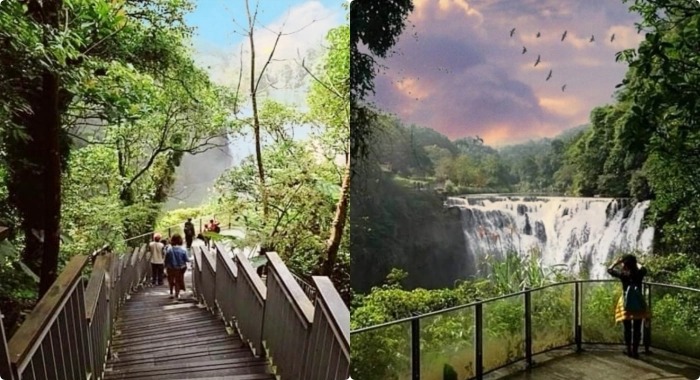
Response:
366,115,592,195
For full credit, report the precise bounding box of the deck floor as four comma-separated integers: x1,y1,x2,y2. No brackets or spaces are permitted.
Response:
489,346,700,380
104,270,274,380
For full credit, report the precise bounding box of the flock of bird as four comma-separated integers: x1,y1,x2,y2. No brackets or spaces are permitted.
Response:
395,27,621,102
510,27,617,92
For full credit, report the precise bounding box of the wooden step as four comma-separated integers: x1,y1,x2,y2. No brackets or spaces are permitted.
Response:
103,357,273,379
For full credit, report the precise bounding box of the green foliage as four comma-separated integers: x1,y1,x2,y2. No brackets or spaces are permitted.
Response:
0,0,241,323
483,249,571,294
0,239,38,334
350,0,414,158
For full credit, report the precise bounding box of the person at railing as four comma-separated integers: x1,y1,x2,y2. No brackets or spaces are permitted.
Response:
607,254,650,358
164,233,189,300
149,234,165,286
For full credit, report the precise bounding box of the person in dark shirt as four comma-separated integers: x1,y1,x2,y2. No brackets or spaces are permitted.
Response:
607,254,650,358
184,218,195,249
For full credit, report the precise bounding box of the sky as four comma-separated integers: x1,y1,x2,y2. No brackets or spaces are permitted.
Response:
167,1,345,208
186,0,346,105
369,0,646,146
184,0,346,161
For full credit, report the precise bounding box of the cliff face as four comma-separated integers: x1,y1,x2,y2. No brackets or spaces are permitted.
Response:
165,136,233,210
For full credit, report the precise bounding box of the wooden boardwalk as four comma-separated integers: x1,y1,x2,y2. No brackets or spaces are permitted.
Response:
490,346,700,380
104,270,274,380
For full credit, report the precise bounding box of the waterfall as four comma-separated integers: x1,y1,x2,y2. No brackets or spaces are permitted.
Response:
445,195,655,279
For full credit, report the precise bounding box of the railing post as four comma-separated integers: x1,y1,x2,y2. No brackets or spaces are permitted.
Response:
575,282,582,352
0,313,14,380
168,227,172,237
643,283,652,354
258,259,268,359
524,287,533,368
475,301,483,380
411,317,420,380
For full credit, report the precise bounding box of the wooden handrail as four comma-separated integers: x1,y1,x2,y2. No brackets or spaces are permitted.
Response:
235,251,266,305
195,246,204,271
266,252,314,325
214,242,237,277
7,255,88,367
192,243,349,380
84,255,109,322
313,276,350,348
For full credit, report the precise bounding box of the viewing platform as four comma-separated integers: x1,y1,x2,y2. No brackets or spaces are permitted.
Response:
351,279,700,380
492,346,700,380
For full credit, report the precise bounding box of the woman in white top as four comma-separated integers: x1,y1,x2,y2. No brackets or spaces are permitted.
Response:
149,233,165,285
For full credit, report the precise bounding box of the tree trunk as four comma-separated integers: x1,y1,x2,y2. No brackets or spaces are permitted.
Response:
322,160,350,275
31,0,63,297
246,0,268,219
39,71,62,297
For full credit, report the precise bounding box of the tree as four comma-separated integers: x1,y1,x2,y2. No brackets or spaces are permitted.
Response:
616,0,700,252
305,25,350,275
0,0,198,295
350,0,414,158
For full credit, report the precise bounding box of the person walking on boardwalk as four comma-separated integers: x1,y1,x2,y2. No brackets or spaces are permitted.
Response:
607,254,650,358
148,233,165,286
164,233,189,300
184,218,195,249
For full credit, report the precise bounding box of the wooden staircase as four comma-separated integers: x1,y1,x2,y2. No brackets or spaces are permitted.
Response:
103,275,273,380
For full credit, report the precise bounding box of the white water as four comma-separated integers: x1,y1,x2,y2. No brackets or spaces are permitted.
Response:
445,195,655,279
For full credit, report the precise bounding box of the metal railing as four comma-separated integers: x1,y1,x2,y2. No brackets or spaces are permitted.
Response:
291,271,318,302
350,279,700,380
0,244,153,380
192,242,350,380
121,215,239,246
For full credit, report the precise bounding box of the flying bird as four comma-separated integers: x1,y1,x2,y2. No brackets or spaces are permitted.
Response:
546,70,552,81
534,54,541,67
562,84,567,92
536,31,541,38
522,46,527,54
590,35,595,42
510,27,516,37
561,30,567,41
610,33,615,42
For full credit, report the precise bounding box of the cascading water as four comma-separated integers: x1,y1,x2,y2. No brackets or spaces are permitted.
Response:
445,195,655,279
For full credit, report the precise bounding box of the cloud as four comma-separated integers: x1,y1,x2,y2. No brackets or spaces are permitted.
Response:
370,0,644,145
192,1,343,106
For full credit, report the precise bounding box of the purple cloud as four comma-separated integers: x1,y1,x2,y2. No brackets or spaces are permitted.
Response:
369,0,644,145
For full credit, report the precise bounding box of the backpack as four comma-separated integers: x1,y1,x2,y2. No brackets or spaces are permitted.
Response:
624,284,646,313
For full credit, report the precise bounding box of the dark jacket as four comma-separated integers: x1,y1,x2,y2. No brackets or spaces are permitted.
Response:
184,222,195,237
608,266,647,291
